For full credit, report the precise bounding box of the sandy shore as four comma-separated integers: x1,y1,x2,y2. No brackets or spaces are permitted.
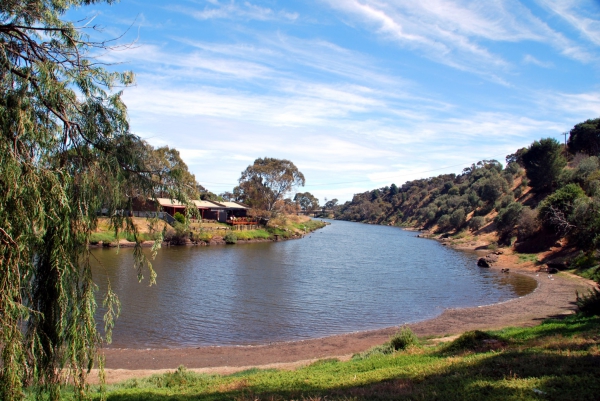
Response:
95,253,595,384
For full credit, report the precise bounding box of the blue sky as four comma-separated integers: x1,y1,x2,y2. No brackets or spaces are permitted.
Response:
71,0,600,202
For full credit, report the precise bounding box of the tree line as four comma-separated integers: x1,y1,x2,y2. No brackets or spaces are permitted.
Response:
335,118,600,254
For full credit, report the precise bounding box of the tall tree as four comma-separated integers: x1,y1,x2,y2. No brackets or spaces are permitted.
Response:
234,157,305,212
294,192,320,211
522,138,566,192
568,118,600,156
0,2,189,399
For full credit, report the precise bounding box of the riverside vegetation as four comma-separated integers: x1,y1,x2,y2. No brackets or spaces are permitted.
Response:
31,314,600,400
334,118,600,313
90,215,326,246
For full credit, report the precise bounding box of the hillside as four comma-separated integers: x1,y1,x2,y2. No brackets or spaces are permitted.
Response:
335,119,600,283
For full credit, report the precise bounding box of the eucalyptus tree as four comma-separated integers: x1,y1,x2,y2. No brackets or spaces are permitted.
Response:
0,1,190,400
234,157,305,212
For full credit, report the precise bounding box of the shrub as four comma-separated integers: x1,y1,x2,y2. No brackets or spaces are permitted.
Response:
223,232,237,244
576,286,600,316
437,214,451,229
495,202,523,234
441,330,503,354
389,327,419,351
449,208,466,229
469,216,485,231
517,207,539,239
173,212,186,224
538,183,586,231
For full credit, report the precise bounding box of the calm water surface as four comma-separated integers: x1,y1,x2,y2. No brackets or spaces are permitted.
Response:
92,220,536,348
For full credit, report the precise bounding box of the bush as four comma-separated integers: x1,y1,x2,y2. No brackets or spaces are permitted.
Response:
469,216,485,231
576,286,600,316
517,207,539,239
449,208,466,229
437,214,451,229
441,330,503,354
538,183,586,230
495,202,523,234
389,327,419,351
224,232,237,244
173,212,186,224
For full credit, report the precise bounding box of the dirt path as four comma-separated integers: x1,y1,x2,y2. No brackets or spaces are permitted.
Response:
95,263,595,384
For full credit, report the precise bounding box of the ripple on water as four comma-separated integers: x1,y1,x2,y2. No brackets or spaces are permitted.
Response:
92,220,536,348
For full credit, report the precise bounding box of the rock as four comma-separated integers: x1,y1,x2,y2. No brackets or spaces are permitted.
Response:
477,254,498,268
494,250,503,255
477,258,491,267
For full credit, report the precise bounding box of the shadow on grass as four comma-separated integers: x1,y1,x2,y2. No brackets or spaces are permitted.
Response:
100,351,600,401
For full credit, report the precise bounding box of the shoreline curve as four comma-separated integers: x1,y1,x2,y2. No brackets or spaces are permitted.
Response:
98,266,594,383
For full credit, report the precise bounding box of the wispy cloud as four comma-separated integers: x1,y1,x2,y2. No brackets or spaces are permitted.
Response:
322,0,593,75
537,0,600,46
523,54,554,68
172,0,298,22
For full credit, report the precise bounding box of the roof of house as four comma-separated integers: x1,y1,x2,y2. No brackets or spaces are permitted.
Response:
218,201,249,209
154,198,249,210
155,197,187,207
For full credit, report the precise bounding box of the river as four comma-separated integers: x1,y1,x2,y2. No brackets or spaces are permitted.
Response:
91,219,536,348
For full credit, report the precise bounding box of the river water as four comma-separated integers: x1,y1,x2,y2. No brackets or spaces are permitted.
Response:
91,219,536,348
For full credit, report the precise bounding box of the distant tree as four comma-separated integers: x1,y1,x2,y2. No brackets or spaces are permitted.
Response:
294,192,320,211
234,158,305,212
142,143,200,199
325,198,339,210
522,138,566,192
506,148,528,167
219,191,234,201
568,118,600,156
390,183,399,195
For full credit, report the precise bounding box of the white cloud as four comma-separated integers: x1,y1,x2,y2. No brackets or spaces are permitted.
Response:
537,0,600,46
322,0,593,74
172,1,298,22
523,54,554,68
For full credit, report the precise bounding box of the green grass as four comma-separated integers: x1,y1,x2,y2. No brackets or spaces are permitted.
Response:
517,253,539,264
233,229,271,240
90,232,116,244
46,314,600,401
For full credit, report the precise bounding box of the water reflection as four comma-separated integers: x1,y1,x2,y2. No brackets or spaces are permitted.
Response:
92,220,536,348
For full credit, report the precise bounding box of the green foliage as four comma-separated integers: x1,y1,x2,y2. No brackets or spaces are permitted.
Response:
449,208,466,229
232,229,270,240
572,252,598,270
50,315,600,401
223,232,238,244
495,202,523,234
173,212,186,224
576,286,600,316
233,158,305,212
469,216,485,231
568,118,600,156
437,214,451,230
389,327,419,350
0,2,194,399
294,191,320,211
538,183,586,232
522,138,566,192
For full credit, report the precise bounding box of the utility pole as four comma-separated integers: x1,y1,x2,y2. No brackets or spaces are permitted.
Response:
562,132,568,155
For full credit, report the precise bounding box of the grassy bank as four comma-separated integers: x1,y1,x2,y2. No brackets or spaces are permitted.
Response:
49,314,599,401
91,215,327,245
